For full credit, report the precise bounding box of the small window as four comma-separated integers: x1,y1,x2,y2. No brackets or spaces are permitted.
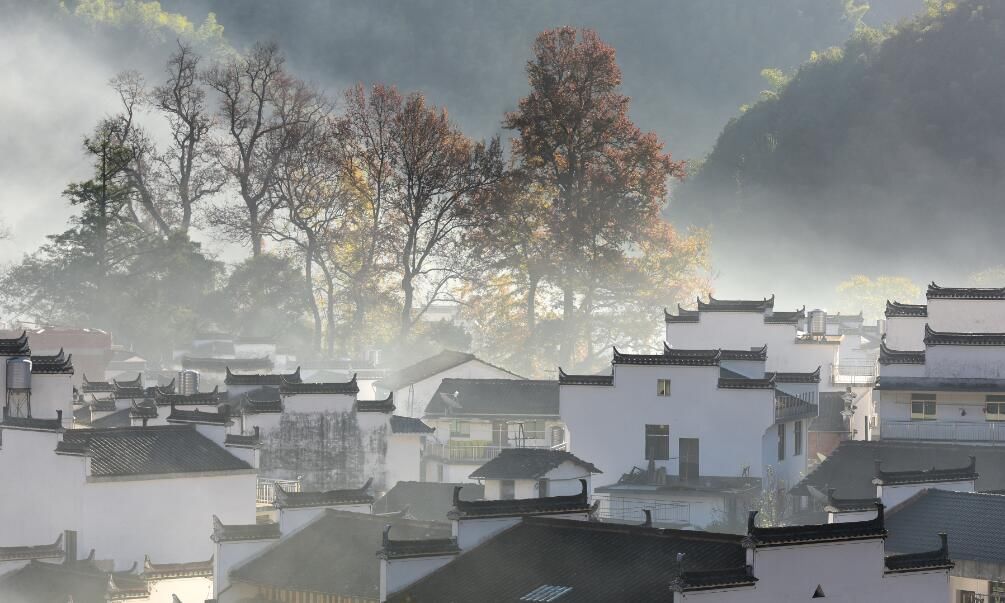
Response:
777,423,786,461
645,424,670,460
538,479,549,498
911,394,937,421
794,420,803,456
657,379,671,396
987,396,1005,421
958,590,978,603
450,420,470,437
500,479,515,500
523,420,546,440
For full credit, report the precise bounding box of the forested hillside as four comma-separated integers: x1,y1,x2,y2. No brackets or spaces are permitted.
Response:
674,1,1005,293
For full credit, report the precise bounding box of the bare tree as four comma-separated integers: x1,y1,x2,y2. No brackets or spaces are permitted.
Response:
150,42,224,233
389,93,503,338
334,83,400,356
203,42,326,256
267,107,347,355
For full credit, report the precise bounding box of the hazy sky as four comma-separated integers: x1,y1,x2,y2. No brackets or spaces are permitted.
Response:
0,0,928,307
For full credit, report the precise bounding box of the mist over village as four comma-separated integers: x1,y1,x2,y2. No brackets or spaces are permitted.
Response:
3,1,1005,602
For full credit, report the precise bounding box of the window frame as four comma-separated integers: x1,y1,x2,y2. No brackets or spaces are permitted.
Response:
450,419,471,437
657,378,671,396
794,420,803,456
644,424,670,461
500,479,516,500
911,393,937,421
987,396,1005,421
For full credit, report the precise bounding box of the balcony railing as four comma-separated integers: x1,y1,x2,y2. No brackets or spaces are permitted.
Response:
880,420,1005,443
257,477,302,505
591,495,690,525
425,442,553,463
831,361,878,386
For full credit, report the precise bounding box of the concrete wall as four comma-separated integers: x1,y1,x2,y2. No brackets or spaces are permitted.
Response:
885,316,927,351
927,346,1005,378
30,373,73,427
147,574,213,603
80,471,257,566
928,299,1005,333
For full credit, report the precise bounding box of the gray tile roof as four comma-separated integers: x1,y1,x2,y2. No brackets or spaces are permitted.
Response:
886,489,1005,564
390,415,434,434
469,448,601,480
372,481,484,522
229,509,449,598
274,479,374,509
388,516,748,602
0,558,147,603
58,425,252,477
425,378,558,417
793,441,1005,498
225,366,301,386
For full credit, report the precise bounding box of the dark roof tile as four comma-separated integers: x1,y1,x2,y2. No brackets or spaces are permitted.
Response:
793,440,1005,498
887,490,1005,564
229,510,449,597
873,456,977,486
30,349,74,374
879,343,925,365
225,367,301,386
211,516,281,542
280,375,359,396
273,479,374,509
924,324,1005,346
59,425,251,477
886,300,928,318
449,480,593,519
469,449,601,480
182,355,273,372
557,369,613,386
372,481,484,522
390,415,435,434
928,282,1005,300
388,516,747,602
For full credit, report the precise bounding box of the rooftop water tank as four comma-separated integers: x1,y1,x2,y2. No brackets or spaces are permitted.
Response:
808,309,827,336
6,357,31,390
177,370,199,395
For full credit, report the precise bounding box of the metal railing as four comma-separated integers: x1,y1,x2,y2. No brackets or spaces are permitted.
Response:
831,361,878,386
257,477,302,505
591,495,690,525
425,442,553,463
880,420,1005,443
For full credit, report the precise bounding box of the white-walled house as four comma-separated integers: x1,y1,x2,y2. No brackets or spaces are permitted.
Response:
421,378,564,483
0,415,257,568
877,284,1005,444
561,345,819,528
374,350,524,418
665,296,845,390
468,448,601,500
383,496,951,602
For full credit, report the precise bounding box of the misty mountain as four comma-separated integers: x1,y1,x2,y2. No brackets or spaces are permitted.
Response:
160,0,921,158
673,0,1005,302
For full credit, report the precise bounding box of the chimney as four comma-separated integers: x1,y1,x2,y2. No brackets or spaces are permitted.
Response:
64,530,77,564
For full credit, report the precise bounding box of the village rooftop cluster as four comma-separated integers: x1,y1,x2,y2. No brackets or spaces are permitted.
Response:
6,283,1005,601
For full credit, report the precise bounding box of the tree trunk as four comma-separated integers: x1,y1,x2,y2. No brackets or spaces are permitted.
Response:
400,273,415,339
561,286,576,368
325,276,336,356
304,243,322,354
526,274,539,332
